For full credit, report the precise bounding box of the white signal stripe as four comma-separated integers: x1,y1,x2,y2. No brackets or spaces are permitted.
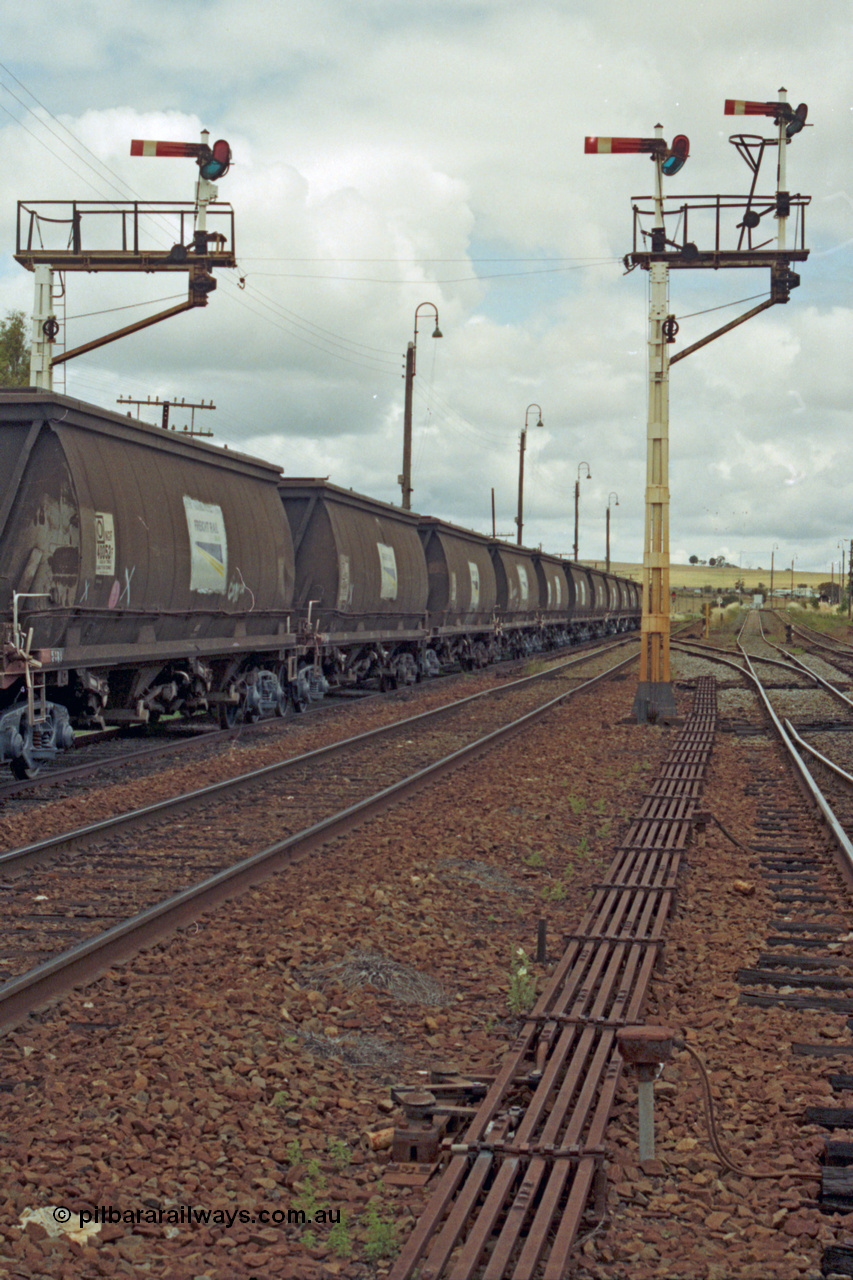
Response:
585,137,643,154
130,139,200,158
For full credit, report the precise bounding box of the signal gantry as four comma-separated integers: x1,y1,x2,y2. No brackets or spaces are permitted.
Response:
585,89,811,723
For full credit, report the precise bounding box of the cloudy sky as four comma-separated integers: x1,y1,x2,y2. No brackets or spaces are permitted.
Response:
1,1,850,574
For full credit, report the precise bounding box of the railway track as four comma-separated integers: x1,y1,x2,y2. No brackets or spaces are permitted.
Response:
8,638,853,1276
0,634,626,806
388,676,717,1279
383,635,853,1279
0,639,637,1035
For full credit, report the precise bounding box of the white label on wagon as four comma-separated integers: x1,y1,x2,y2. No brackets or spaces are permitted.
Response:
94,512,115,576
377,542,398,600
517,564,529,605
468,561,480,609
337,554,351,609
184,497,227,594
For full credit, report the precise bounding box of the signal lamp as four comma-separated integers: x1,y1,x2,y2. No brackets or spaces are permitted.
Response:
786,103,808,137
199,139,231,181
662,135,689,177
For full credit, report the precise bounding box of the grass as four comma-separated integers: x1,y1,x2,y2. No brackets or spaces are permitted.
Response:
363,1203,398,1261
594,560,837,594
508,947,537,1015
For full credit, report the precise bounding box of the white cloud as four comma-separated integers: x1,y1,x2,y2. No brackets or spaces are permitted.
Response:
0,2,849,571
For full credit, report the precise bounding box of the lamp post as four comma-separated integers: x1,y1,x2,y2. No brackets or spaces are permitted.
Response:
400,302,441,510
516,404,543,546
573,462,592,562
770,543,779,606
606,492,619,573
790,557,796,601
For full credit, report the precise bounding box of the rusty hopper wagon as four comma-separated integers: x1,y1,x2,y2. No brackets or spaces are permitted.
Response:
277,478,429,690
418,517,497,671
0,390,296,775
0,390,641,777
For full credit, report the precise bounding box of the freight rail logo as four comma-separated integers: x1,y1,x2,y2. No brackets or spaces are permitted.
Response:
183,496,228,594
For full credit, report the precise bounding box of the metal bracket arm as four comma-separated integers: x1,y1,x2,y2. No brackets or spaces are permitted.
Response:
669,297,776,365
50,297,198,367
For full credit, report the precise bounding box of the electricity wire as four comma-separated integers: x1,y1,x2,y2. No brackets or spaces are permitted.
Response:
246,260,620,285
64,294,187,322
677,290,770,321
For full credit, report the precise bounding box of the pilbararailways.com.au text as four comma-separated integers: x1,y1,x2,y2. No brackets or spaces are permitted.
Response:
65,1204,342,1230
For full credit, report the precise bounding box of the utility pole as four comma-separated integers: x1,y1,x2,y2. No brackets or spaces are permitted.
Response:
516,404,543,546
586,89,810,722
116,395,215,437
399,303,441,509
606,492,619,574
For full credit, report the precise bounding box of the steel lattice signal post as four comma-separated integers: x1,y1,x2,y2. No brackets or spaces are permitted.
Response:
586,89,811,722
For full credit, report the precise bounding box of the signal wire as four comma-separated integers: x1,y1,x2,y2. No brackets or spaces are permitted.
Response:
245,259,621,285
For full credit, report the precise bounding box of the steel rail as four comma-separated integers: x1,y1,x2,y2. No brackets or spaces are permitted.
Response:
0,633,634,796
0,639,638,878
732,630,853,893
766,610,853,657
390,678,717,1280
782,719,853,874
677,629,849,694
681,625,853,877
752,612,853,711
0,654,637,1035
680,633,853,892
784,720,853,788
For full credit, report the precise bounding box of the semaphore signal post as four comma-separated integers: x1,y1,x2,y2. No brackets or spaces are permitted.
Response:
586,89,811,723
16,129,236,391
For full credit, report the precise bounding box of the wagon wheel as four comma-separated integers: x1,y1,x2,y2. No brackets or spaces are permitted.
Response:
218,700,240,729
10,723,39,779
274,666,293,718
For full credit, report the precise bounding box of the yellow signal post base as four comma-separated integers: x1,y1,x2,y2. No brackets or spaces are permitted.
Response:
632,680,677,724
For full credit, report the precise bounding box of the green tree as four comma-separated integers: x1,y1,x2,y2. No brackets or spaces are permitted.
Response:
0,311,30,387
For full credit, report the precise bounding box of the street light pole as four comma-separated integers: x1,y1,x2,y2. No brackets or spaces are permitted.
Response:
770,543,779,606
606,492,619,573
573,462,591,561
516,404,543,546
400,302,441,510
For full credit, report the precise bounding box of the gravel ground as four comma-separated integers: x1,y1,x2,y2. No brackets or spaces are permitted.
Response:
0,657,850,1279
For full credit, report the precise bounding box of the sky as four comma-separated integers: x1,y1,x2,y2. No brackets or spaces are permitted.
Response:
1,1,851,575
